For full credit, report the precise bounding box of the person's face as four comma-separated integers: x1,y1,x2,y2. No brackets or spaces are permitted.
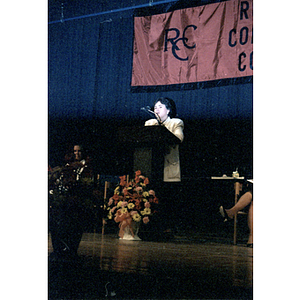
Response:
74,145,82,161
154,101,170,122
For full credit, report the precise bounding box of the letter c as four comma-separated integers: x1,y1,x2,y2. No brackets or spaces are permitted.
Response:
229,29,236,47
238,52,246,71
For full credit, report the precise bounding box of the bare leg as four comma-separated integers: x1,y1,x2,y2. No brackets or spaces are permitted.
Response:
225,191,252,219
247,201,253,244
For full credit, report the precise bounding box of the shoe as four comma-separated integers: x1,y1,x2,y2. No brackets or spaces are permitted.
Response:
246,243,253,248
219,206,229,222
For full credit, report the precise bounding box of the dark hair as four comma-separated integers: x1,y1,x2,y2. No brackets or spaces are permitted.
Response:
65,144,87,162
153,97,177,118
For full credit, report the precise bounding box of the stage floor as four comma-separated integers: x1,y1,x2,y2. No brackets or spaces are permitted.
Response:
48,232,253,299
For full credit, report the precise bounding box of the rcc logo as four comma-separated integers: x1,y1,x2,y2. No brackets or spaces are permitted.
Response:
164,25,197,61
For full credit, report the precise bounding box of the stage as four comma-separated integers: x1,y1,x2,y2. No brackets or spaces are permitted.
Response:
48,232,253,299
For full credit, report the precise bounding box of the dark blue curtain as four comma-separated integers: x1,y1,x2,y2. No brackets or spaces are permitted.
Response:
49,12,252,121
49,17,99,118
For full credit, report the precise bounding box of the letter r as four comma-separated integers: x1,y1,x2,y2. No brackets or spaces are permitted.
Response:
164,28,180,51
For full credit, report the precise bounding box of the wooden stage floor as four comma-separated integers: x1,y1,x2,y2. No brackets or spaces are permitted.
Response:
48,233,253,299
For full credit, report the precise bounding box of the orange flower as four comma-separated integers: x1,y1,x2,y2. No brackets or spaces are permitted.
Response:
135,170,142,183
153,197,159,204
134,198,141,205
135,170,142,176
119,175,126,186
112,194,119,201
112,194,120,205
144,177,149,185
134,199,142,210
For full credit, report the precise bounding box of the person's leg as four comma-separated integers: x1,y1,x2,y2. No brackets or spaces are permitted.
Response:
247,200,253,245
225,191,252,219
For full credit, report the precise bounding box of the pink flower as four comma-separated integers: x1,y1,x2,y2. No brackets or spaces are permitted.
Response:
136,187,143,193
143,216,150,224
108,197,113,206
121,201,128,207
149,190,155,196
111,206,117,213
145,201,151,208
130,210,138,216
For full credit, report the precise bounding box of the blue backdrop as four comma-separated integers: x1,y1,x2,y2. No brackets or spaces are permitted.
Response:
48,6,252,121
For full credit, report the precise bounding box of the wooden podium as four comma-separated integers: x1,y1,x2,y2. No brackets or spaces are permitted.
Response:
117,126,181,182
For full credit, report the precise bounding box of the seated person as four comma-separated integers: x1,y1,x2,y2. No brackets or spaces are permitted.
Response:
219,180,253,247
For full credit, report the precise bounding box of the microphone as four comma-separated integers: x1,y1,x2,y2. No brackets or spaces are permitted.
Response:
141,106,156,116
141,106,162,123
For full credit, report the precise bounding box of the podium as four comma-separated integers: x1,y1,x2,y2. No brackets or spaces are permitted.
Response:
117,126,181,182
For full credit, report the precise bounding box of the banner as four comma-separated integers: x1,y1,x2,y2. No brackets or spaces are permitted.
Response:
131,0,252,87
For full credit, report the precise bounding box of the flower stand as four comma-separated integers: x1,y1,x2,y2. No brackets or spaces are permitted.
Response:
119,222,141,240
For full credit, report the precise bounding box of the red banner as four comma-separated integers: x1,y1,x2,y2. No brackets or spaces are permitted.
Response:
131,0,253,86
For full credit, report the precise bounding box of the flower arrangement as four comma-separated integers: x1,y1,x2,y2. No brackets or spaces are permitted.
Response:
105,170,159,239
